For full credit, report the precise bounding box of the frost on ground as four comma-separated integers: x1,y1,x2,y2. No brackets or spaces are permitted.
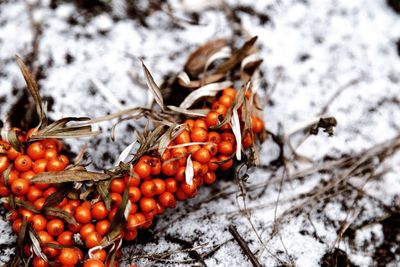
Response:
0,0,400,266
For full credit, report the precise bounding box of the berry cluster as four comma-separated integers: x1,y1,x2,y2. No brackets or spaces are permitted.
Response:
0,87,264,266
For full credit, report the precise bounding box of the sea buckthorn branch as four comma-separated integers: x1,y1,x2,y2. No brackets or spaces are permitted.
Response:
0,36,266,267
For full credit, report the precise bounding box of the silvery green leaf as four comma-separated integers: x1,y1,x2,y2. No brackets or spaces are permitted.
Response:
185,155,194,185
231,107,242,161
115,138,137,165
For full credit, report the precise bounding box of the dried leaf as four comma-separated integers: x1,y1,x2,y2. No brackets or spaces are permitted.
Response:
16,217,28,264
184,39,227,76
97,180,112,211
179,81,232,109
167,105,208,117
28,229,48,261
213,36,258,75
240,53,263,83
204,46,232,72
142,61,165,111
31,170,111,184
44,207,77,225
16,55,47,128
185,155,194,185
7,129,23,152
108,188,129,235
124,200,132,220
177,72,191,85
177,73,225,89
43,187,70,209
157,124,184,157
15,198,40,213
115,139,137,166
231,107,242,160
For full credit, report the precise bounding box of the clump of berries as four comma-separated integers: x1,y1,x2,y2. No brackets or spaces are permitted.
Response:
0,86,264,266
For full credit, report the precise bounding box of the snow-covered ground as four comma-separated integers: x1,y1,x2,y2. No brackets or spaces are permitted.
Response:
0,0,399,266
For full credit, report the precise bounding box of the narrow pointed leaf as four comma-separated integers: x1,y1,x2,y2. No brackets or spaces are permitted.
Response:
185,155,194,185
179,81,232,109
142,61,164,110
16,55,46,128
213,36,258,75
31,170,111,184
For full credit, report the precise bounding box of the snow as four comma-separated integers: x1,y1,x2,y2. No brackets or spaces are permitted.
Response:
0,0,400,266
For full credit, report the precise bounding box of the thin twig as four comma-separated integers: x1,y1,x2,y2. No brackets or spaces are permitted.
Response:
229,225,263,267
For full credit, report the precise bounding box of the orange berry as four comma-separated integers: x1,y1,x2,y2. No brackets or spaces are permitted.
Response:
58,248,79,266
174,166,186,182
14,155,32,172
140,181,156,197
12,219,22,233
75,205,92,224
110,192,122,207
190,127,208,142
85,232,102,248
251,116,264,134
91,249,107,262
188,144,201,154
218,155,233,171
27,185,43,202
204,172,217,185
0,155,10,173
123,228,138,241
158,192,176,208
242,130,254,148
134,161,151,179
32,159,48,173
174,130,191,144
47,219,64,236
164,178,178,193
91,202,108,220
205,111,221,127
11,178,29,195
46,157,65,172
20,170,36,180
219,95,234,108
184,119,195,130
221,132,236,144
80,223,96,239
126,213,145,231
96,220,110,236
152,178,166,195
212,102,227,116
162,161,179,176
32,256,49,267
27,142,46,160
194,119,207,129
110,178,125,194
139,197,157,213
193,148,211,164
181,182,197,195
57,231,73,246
149,157,161,176
44,148,57,160
33,197,46,210
32,214,47,232
37,230,54,243
128,186,141,202
207,132,222,144
218,140,234,155
222,87,237,98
